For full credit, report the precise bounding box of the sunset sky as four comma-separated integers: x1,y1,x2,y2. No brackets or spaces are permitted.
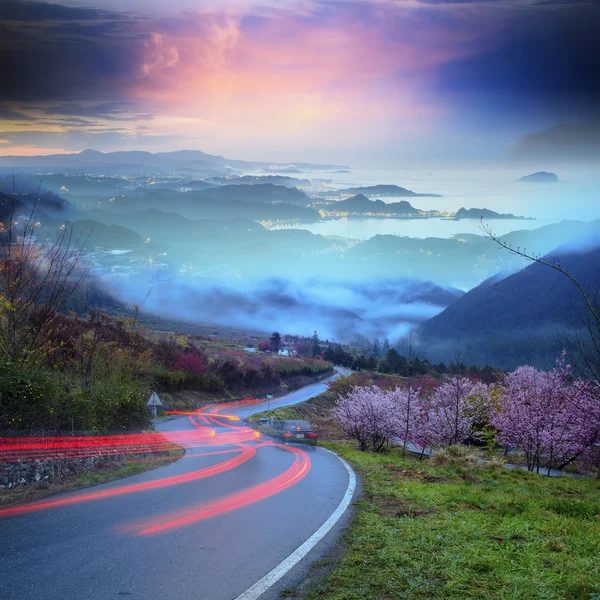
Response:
0,0,598,165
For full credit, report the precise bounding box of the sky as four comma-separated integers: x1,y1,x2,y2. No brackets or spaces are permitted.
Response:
0,0,598,166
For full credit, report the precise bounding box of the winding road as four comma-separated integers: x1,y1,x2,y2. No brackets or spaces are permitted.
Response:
0,373,356,600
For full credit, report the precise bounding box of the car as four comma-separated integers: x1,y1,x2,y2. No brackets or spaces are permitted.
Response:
278,420,318,441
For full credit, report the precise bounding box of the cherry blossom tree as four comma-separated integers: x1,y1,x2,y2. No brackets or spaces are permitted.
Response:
333,386,400,452
390,385,422,457
423,377,490,447
492,360,600,475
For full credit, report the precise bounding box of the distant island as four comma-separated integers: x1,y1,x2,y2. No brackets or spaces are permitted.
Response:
518,171,559,183
341,184,441,198
455,207,535,220
318,195,534,221
325,194,423,216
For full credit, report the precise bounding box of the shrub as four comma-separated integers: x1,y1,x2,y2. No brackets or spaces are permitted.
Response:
429,445,479,466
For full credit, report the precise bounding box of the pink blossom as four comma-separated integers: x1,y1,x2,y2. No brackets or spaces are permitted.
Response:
422,377,489,447
492,362,600,474
333,386,401,452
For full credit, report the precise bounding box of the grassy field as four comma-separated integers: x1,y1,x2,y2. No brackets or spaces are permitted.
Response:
251,392,600,600
306,443,600,600
0,449,184,508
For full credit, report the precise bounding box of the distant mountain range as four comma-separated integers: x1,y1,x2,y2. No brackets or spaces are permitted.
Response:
0,149,348,175
417,241,600,368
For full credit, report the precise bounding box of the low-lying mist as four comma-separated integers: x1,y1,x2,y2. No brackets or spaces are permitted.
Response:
100,275,463,342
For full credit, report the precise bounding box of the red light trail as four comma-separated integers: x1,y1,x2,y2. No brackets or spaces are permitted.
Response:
0,398,312,532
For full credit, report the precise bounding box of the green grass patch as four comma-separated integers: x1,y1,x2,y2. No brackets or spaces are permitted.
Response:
307,443,600,600
249,405,303,422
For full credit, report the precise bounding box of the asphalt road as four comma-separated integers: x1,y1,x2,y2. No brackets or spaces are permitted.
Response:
0,372,356,600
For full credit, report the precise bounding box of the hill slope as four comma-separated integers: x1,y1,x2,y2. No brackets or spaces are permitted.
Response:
417,242,600,368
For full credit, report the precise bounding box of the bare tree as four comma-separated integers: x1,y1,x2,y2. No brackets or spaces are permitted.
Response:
0,193,89,366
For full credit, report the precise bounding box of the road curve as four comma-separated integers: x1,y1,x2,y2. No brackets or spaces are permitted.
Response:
0,372,356,600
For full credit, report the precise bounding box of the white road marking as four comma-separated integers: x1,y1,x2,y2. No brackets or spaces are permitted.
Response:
234,449,356,600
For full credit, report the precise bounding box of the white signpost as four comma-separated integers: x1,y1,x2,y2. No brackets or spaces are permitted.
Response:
147,392,162,428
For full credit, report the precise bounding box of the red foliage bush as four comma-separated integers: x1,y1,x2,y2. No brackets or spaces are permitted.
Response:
173,352,206,374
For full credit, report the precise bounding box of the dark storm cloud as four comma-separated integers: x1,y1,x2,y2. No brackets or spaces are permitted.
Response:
416,0,598,4
0,0,115,21
0,44,135,103
415,0,501,4
432,3,600,116
0,1,142,104
0,108,33,120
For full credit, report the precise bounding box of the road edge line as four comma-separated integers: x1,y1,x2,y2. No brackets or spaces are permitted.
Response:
234,448,356,600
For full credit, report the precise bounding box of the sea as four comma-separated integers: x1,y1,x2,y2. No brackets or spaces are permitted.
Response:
267,166,600,240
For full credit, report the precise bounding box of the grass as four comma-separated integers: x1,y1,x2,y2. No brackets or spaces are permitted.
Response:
0,449,184,508
306,442,600,600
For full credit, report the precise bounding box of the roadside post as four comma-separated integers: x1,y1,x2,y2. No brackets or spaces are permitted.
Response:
266,394,274,425
147,391,163,429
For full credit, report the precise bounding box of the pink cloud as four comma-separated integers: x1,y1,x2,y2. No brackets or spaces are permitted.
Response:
142,33,179,75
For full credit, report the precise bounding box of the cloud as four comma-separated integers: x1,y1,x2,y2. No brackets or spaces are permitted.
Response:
0,108,33,121
0,0,114,21
0,0,598,161
431,1,600,119
42,102,153,121
0,146,73,156
514,121,600,162
105,275,460,342
0,129,184,153
142,33,179,75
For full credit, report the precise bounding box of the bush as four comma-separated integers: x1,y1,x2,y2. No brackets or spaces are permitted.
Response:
429,445,479,466
0,361,69,430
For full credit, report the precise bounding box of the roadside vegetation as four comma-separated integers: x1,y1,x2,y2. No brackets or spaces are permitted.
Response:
307,443,600,600
0,310,332,432
253,370,600,599
0,202,332,433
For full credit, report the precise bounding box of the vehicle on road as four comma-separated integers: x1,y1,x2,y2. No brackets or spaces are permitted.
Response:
278,420,318,441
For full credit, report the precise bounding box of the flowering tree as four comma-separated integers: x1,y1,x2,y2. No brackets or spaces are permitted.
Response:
333,386,400,452
492,361,600,474
572,378,600,475
389,385,422,457
423,377,490,447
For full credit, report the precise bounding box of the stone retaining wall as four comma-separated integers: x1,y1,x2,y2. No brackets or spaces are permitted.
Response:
0,452,155,490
